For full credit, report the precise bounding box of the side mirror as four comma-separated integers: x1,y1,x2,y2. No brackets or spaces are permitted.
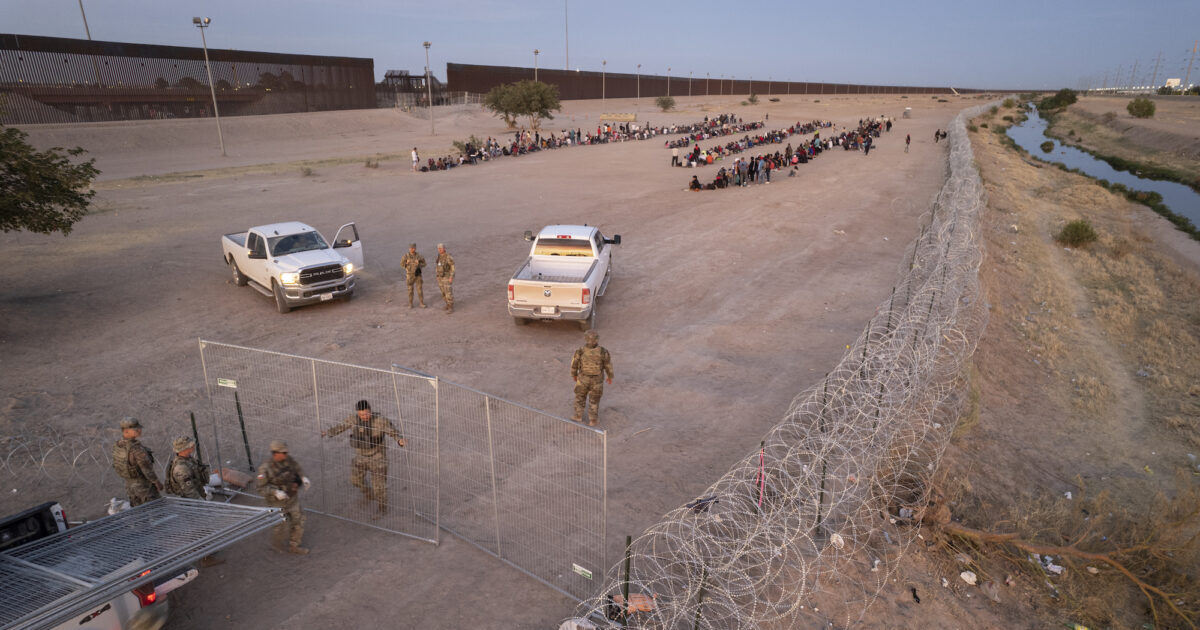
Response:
523,230,534,242
332,239,352,248
607,234,622,245
247,249,266,260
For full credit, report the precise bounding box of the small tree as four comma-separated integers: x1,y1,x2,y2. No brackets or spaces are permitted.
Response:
483,84,519,128
1127,97,1155,119
1,124,99,235
510,80,560,131
747,93,759,104
655,95,675,112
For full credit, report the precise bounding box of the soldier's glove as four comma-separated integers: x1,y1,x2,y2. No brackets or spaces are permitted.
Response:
301,476,311,490
274,490,288,501
203,486,214,501
154,481,164,492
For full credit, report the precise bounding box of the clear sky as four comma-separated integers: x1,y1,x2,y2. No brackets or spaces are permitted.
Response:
4,0,1198,90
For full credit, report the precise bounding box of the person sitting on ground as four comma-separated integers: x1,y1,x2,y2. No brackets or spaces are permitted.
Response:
689,175,702,191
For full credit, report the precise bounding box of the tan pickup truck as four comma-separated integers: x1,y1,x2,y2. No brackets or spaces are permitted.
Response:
507,225,621,330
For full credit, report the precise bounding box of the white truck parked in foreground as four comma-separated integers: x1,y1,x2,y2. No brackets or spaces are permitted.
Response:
507,225,621,330
221,221,363,313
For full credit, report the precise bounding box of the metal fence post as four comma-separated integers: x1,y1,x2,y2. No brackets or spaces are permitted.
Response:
233,390,253,472
434,376,441,545
485,395,502,558
390,370,420,522
312,359,327,512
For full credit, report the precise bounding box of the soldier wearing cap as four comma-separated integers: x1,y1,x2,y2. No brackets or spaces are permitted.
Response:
570,330,614,426
400,243,427,308
435,243,455,313
165,436,208,500
111,417,163,506
322,400,406,516
257,440,311,554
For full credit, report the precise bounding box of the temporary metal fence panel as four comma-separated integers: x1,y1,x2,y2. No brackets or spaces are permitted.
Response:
197,340,606,601
198,340,439,544
0,497,281,630
429,376,606,600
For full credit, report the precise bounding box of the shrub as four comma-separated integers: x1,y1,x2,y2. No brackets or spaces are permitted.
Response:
655,95,676,112
1100,111,1117,123
1056,219,1098,247
363,159,379,168
1040,141,1054,153
937,98,949,102
1002,115,1014,122
1038,88,1078,111
1067,129,1075,136
768,97,780,102
1002,98,1016,108
300,167,314,177
740,100,748,106
747,93,758,104
813,99,820,103
452,134,484,154
901,95,908,99
1126,97,1155,119
967,124,978,132
990,105,999,114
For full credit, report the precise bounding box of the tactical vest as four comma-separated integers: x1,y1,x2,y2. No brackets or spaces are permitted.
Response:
164,455,184,495
351,420,385,451
111,439,153,481
577,346,606,376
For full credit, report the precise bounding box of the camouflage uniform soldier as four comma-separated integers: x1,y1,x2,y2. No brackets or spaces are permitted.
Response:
165,436,208,500
257,440,311,554
570,330,614,426
435,243,455,313
111,417,163,506
323,400,405,516
400,243,427,308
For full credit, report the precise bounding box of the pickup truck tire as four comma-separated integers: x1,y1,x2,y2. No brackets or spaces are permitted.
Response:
341,289,354,302
513,316,528,326
229,259,248,287
272,282,291,314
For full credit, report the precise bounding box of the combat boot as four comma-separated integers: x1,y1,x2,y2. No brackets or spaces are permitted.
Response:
287,544,310,555
588,416,598,427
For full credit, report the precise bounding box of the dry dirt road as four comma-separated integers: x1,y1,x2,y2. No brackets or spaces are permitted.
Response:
3,94,978,628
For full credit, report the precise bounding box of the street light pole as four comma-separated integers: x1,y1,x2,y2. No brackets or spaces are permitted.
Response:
533,49,539,82
192,17,225,157
423,41,434,135
602,60,606,106
667,67,671,97
706,72,709,96
78,0,92,39
689,71,692,97
636,64,641,106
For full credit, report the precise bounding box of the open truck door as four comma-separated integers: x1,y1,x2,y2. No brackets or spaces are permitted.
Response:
332,223,364,272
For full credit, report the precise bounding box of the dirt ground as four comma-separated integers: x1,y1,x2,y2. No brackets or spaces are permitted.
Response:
5,92,1155,629
1043,95,1200,188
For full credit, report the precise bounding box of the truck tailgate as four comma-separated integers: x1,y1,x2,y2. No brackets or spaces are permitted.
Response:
511,281,587,308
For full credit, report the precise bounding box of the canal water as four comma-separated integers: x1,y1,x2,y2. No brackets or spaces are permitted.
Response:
1004,107,1200,227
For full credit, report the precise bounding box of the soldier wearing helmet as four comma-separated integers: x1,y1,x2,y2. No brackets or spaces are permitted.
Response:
111,417,163,506
165,436,208,500
257,439,311,554
570,330,614,426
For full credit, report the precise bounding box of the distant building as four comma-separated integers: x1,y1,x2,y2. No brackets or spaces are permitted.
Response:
1165,78,1181,88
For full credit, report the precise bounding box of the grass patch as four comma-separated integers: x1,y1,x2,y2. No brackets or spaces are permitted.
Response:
300,167,314,177
1055,219,1098,247
967,123,978,132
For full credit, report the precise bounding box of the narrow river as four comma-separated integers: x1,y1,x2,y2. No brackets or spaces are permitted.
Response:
1005,107,1200,228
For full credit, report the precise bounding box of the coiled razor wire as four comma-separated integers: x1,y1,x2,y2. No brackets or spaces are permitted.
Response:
567,104,995,630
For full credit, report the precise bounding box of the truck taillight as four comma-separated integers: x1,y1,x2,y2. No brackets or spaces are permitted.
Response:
132,583,157,607
508,284,514,300
582,288,590,305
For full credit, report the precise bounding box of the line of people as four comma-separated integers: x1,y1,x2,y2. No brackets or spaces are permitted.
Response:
672,119,833,167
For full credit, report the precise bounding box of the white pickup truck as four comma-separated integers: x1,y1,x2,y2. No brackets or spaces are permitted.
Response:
507,225,621,330
221,221,363,313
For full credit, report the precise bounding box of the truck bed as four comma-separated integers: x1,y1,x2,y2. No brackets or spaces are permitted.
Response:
512,257,596,284
223,232,248,248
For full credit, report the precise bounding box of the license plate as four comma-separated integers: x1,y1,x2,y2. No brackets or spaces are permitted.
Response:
320,293,333,301
540,306,555,315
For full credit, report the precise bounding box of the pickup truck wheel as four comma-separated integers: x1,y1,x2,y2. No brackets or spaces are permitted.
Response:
229,260,248,287
273,282,291,313
513,316,528,326
341,289,354,302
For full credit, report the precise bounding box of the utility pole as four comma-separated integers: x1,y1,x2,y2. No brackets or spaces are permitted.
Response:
1150,51,1162,89
1128,60,1138,92
666,67,671,97
1186,40,1198,93
424,41,434,135
533,49,539,82
77,0,92,39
